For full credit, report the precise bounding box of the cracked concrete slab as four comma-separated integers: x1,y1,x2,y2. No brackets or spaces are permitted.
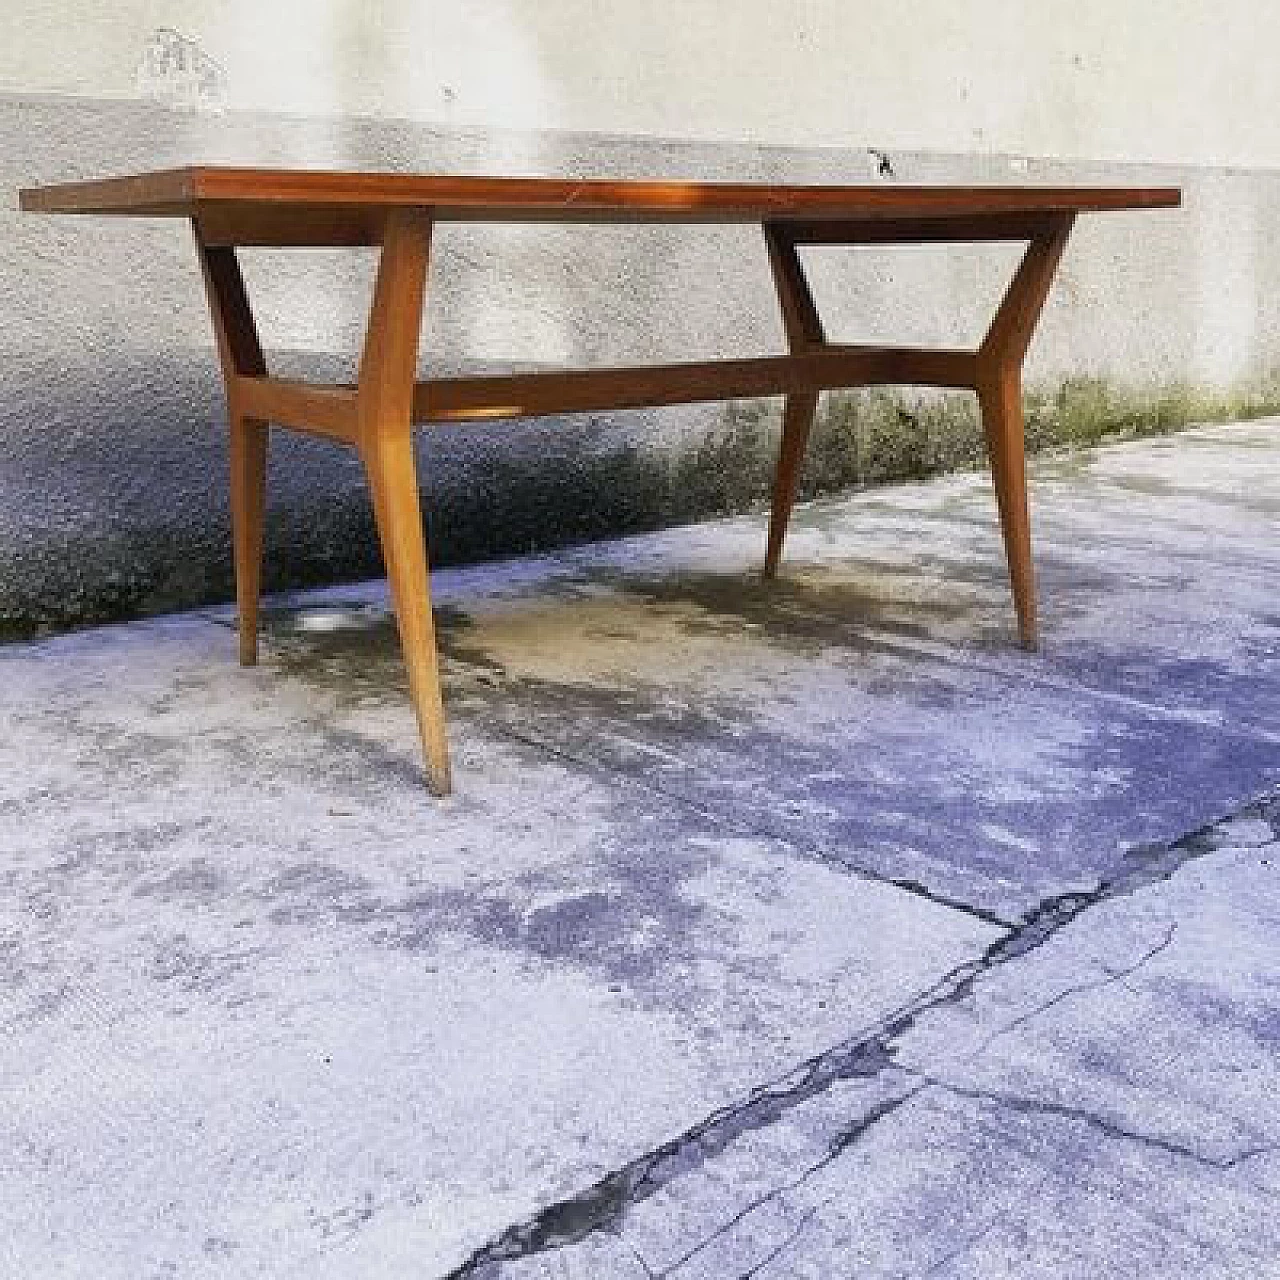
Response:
493,801,1280,1280
895,841,1280,1175
1,420,1278,1276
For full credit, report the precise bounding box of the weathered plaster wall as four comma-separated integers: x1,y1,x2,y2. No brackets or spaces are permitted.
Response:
3,5,1279,630
3,2,1277,167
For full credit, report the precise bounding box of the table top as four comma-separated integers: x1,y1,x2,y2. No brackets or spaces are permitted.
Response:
20,167,1182,225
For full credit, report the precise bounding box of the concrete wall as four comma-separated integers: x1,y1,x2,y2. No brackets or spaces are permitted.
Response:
3,4,1279,631
4,2,1278,166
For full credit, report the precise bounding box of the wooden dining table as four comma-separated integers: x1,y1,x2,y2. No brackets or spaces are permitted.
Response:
20,168,1181,794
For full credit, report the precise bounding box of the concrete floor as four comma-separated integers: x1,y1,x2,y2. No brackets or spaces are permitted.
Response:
1,420,1277,1278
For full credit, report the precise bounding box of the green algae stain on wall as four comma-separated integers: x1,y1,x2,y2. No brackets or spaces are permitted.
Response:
1025,374,1280,448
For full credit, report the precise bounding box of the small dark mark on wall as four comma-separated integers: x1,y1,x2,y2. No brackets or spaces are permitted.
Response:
868,148,896,178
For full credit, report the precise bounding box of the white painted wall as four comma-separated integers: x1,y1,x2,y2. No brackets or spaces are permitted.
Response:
1,1,1275,168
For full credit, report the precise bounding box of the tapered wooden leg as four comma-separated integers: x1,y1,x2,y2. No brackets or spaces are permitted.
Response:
230,414,269,665
358,208,451,793
193,228,273,667
977,367,1036,650
763,223,826,578
764,391,819,577
975,215,1074,650
362,429,452,794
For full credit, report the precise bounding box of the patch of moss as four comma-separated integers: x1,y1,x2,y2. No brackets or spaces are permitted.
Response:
1024,374,1280,451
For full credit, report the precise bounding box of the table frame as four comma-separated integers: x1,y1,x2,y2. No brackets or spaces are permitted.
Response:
21,172,1180,794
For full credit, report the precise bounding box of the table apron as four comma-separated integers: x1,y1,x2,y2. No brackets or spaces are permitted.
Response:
188,204,1075,248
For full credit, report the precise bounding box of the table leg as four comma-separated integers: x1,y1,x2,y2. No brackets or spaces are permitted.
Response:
976,365,1036,648
763,224,826,578
357,209,452,795
765,391,821,576
976,215,1075,651
194,233,270,666
228,415,269,666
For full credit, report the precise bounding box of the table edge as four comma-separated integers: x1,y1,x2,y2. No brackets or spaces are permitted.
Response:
19,166,1183,220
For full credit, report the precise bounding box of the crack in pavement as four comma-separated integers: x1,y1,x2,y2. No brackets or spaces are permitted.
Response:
736,1203,821,1279
442,1040,906,1280
621,1240,657,1279
445,790,1278,1279
917,1078,1280,1180
961,920,1179,1062
654,1087,927,1279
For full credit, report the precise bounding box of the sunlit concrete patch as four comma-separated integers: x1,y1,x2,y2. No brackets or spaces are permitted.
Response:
488,809,1280,1280
0,616,996,1277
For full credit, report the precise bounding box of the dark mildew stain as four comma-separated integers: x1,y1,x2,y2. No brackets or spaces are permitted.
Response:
247,801,727,995
32,822,201,893
74,722,188,790
523,892,624,958
261,861,374,926
1138,973,1280,1046
266,862,372,899
586,565,1000,658
262,603,481,705
6,370,1273,643
1105,472,1179,498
